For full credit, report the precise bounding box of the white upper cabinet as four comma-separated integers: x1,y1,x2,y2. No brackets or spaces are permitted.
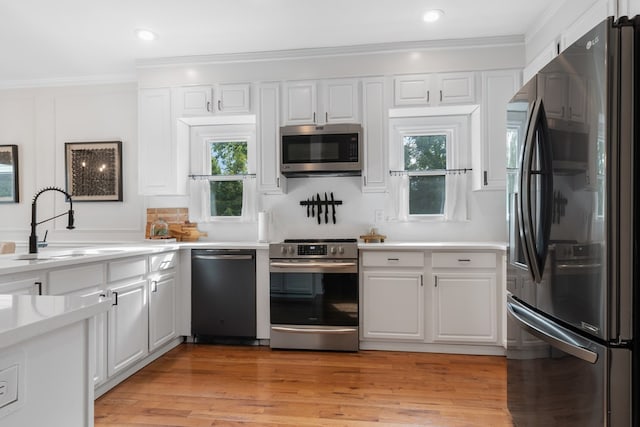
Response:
472,69,521,191
257,82,287,194
174,83,251,117
361,77,387,192
393,72,476,107
282,78,360,125
138,88,188,196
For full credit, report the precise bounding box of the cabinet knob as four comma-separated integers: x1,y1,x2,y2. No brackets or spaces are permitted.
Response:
206,101,211,112
218,100,222,111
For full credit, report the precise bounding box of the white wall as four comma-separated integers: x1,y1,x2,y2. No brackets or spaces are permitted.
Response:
0,83,143,247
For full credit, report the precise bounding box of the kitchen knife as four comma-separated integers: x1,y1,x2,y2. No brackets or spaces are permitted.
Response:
330,192,336,224
317,193,322,224
324,192,329,224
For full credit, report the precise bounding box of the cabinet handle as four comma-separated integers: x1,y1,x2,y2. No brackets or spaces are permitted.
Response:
112,291,119,306
35,281,42,295
387,258,400,261
420,275,424,287
277,177,280,188
325,112,328,122
218,100,222,111
313,112,316,123
363,175,367,186
426,90,430,103
561,106,565,117
152,281,158,293
483,171,488,186
435,276,438,287
440,90,443,102
206,101,211,112
458,259,472,262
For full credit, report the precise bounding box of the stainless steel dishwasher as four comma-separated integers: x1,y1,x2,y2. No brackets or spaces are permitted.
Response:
191,249,256,341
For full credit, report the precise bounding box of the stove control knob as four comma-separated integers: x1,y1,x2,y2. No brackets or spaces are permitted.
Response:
280,246,287,255
338,246,344,255
287,246,295,255
329,246,337,255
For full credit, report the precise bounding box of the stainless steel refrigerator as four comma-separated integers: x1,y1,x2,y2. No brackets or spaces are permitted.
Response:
506,16,638,426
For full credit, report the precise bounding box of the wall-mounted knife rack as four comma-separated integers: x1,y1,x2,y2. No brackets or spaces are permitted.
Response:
300,192,342,224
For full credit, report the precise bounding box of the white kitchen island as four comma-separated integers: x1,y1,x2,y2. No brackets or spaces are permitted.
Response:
0,294,111,427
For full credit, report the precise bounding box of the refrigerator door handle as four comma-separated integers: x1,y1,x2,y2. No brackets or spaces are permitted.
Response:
507,295,598,364
519,98,553,283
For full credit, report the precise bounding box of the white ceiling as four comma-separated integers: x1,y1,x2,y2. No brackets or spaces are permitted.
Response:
0,0,558,87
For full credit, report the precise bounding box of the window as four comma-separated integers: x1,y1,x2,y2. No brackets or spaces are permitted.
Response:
389,109,474,221
403,133,447,215
209,140,247,217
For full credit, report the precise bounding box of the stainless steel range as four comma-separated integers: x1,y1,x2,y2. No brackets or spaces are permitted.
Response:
269,239,359,351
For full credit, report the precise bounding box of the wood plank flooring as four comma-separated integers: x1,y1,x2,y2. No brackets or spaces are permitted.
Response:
95,344,512,426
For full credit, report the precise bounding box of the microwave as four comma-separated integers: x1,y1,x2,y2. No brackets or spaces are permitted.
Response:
280,124,362,176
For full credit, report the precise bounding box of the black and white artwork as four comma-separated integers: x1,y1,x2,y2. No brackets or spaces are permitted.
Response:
0,145,19,203
65,141,123,201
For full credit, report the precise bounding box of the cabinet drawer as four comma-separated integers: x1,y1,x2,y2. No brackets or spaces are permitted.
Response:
49,263,105,295
150,251,177,272
362,251,424,268
108,257,147,282
432,252,496,269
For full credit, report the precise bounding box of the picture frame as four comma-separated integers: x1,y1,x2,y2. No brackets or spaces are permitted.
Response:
65,141,123,202
0,145,19,203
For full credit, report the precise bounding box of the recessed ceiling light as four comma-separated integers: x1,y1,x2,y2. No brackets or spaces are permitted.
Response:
423,9,444,23
135,29,157,41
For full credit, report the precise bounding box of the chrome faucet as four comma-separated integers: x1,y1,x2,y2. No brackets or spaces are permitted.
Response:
29,187,75,254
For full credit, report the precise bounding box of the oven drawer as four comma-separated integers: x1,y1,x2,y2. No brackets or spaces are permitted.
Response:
432,252,496,269
361,251,424,268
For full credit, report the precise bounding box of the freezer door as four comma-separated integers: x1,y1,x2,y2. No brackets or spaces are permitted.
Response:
506,295,631,426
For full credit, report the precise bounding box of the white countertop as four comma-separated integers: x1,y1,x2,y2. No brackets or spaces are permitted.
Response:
357,241,507,251
0,294,112,349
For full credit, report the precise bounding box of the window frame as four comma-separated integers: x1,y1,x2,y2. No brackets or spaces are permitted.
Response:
191,123,256,222
389,109,473,222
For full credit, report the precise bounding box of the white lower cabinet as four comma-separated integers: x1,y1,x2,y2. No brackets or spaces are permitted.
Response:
362,271,424,340
432,273,497,344
149,271,177,351
107,278,149,377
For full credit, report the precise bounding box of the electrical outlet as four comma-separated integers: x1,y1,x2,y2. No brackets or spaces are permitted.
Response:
374,209,384,223
0,365,18,409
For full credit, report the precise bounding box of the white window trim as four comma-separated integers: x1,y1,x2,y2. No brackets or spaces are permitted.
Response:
188,123,257,222
389,114,470,222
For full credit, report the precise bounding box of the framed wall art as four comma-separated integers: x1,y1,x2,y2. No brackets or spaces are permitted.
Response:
0,145,19,203
65,141,123,202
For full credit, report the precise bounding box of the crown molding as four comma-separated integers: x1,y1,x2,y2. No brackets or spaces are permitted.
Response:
0,73,136,90
136,35,524,69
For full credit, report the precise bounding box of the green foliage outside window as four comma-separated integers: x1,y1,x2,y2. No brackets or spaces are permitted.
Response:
209,141,247,217
403,135,447,215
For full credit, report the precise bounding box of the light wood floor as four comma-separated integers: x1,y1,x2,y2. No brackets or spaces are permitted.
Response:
95,344,513,426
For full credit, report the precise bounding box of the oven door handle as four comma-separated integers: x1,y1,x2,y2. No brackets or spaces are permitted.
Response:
272,326,358,334
270,261,357,269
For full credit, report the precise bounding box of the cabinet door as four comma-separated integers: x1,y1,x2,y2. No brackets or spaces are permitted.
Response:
474,69,521,190
362,271,424,340
432,273,497,344
257,83,286,193
217,83,251,113
393,74,431,106
283,80,317,124
139,88,187,195
176,85,214,116
149,273,177,351
436,72,476,105
323,78,359,123
361,77,387,192
567,74,587,122
108,279,149,377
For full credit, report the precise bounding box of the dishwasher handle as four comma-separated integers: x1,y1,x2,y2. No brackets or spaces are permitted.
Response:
193,254,254,261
